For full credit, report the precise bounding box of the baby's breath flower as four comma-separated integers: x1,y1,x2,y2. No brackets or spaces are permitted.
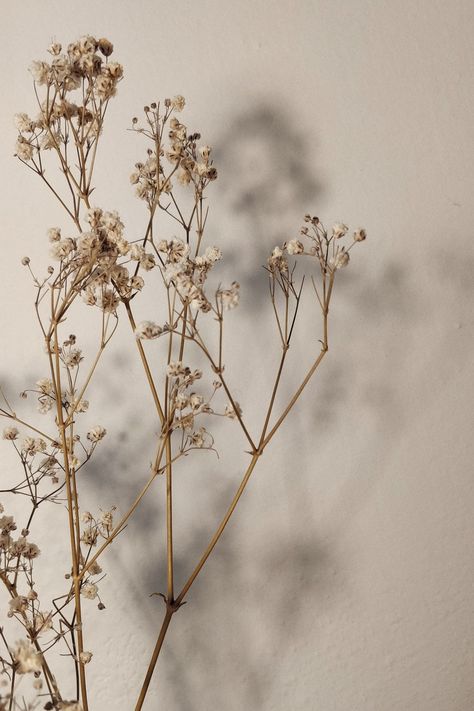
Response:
130,275,144,290
21,437,47,456
268,246,288,273
0,515,17,533
73,398,89,413
22,541,41,559
79,651,93,664
135,321,162,340
15,138,34,161
87,426,107,443
48,227,61,242
332,223,349,239
37,378,54,394
286,239,304,255
9,596,28,615
331,250,350,270
64,348,83,368
140,252,156,271
2,427,19,440
12,640,43,674
50,238,75,260
47,42,62,56
219,281,240,310
225,402,242,419
190,428,206,448
353,228,367,242
171,95,186,112
167,361,184,377
205,246,222,263
41,130,62,151
81,582,98,600
38,396,53,414
29,60,50,85
89,561,102,575
98,37,114,56
189,393,204,410
98,289,119,313
81,527,98,546
14,113,35,133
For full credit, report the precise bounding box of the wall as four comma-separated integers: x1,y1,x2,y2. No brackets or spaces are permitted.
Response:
1,1,473,709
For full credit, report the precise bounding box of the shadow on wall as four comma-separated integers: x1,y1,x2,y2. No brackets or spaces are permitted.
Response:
82,102,398,710
0,101,450,709
214,102,322,302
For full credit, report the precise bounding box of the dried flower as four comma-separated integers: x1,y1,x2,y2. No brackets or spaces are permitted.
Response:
332,223,349,239
2,427,19,440
171,95,185,112
81,583,98,600
135,321,162,340
87,426,107,443
331,250,350,270
354,228,367,242
12,640,43,674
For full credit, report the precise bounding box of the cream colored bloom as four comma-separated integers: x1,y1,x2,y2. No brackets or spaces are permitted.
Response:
286,239,304,255
353,228,367,242
2,427,19,440
87,426,107,443
331,251,350,269
135,321,162,340
13,640,43,674
171,95,186,112
81,582,98,599
332,223,349,239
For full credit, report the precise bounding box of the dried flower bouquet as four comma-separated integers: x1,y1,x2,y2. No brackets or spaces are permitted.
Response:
1,35,366,711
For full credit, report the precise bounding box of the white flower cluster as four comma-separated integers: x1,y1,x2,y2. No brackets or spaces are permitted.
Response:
43,207,151,312
268,214,367,275
12,639,43,674
130,98,217,208
15,36,123,163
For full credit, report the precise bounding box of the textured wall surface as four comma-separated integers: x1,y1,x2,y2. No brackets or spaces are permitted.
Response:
1,1,473,709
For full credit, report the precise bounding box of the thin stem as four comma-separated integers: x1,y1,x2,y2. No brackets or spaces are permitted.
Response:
124,300,165,424
134,608,173,711
50,323,88,711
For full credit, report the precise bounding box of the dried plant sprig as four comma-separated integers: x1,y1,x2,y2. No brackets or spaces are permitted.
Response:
2,34,367,711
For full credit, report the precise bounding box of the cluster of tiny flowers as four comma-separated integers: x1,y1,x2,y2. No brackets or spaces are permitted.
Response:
11,640,43,675
40,207,151,311
81,508,114,549
130,98,217,208
133,238,230,328
15,36,122,163
160,239,227,313
217,281,240,310
267,214,367,275
167,362,207,433
86,425,107,443
0,505,40,565
165,362,242,443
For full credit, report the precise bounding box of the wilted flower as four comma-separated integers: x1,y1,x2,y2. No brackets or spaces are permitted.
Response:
12,640,43,674
81,582,98,600
87,426,107,443
135,321,162,340
2,427,19,440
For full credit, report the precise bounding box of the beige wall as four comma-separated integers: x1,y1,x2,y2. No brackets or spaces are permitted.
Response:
1,1,473,709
